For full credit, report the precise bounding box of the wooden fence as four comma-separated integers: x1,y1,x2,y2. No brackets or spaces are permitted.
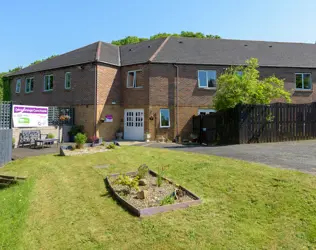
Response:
193,102,316,145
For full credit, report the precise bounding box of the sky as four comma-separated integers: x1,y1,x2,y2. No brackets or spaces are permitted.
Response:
1,0,316,72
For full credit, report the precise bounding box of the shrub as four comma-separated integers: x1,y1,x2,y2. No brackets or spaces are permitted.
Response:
75,133,87,149
157,165,168,187
160,195,175,206
47,133,54,139
114,174,139,192
137,164,149,179
12,137,15,148
106,143,116,149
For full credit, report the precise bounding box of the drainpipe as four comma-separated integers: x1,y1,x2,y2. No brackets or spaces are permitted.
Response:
173,64,179,142
94,63,97,137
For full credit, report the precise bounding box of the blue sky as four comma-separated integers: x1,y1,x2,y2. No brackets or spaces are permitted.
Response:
1,0,316,72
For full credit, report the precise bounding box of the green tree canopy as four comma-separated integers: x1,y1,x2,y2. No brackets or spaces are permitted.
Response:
213,58,291,111
111,31,221,45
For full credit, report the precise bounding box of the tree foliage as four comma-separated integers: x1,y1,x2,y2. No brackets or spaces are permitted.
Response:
213,58,291,111
29,55,58,65
111,31,221,45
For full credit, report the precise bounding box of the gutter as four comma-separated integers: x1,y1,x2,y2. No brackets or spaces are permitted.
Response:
173,64,179,142
94,41,102,137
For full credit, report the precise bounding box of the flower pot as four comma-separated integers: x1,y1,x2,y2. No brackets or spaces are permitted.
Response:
116,132,123,140
145,133,151,142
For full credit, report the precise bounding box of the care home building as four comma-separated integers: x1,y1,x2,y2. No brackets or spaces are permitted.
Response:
7,37,316,141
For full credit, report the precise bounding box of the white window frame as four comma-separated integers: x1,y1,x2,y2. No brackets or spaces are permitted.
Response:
295,73,312,90
15,79,21,93
198,70,217,89
160,109,170,128
198,109,216,115
44,74,54,91
64,72,71,89
126,70,142,88
25,77,34,93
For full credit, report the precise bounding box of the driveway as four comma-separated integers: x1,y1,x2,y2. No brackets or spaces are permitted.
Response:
140,140,316,174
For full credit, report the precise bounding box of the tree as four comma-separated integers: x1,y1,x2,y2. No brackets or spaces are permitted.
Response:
111,36,148,46
112,31,221,45
29,55,58,65
213,58,291,110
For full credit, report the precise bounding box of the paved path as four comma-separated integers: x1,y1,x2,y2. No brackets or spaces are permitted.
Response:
140,141,316,174
12,146,59,160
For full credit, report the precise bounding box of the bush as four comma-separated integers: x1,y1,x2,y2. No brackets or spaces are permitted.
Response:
106,143,116,149
12,137,15,148
137,164,149,179
114,174,139,192
47,133,54,139
75,133,87,148
157,165,168,187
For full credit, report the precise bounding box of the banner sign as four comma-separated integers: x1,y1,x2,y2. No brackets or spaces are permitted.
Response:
12,105,48,127
105,114,113,122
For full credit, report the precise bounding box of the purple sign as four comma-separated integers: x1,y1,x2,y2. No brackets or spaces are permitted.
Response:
13,105,48,114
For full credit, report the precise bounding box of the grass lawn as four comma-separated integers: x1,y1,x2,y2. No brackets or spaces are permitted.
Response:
1,146,316,249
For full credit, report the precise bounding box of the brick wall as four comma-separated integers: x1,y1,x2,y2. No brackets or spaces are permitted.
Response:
97,64,121,105
148,63,316,140
11,63,96,106
121,64,149,106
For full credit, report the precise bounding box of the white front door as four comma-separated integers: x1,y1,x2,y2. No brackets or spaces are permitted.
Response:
124,109,144,140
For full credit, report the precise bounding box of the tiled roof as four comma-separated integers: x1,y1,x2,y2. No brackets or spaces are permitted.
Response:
8,37,316,77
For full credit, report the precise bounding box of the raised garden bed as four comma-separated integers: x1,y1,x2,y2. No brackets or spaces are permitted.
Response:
105,169,201,217
60,142,117,156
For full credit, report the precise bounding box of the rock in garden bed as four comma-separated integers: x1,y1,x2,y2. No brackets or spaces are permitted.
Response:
105,167,201,217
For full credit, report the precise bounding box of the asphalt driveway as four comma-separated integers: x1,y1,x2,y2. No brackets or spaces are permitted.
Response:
141,140,316,174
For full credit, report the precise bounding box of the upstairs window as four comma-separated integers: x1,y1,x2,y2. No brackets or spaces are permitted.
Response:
65,72,71,89
25,77,34,93
198,70,216,89
296,73,312,90
127,70,143,88
44,75,54,91
16,79,21,93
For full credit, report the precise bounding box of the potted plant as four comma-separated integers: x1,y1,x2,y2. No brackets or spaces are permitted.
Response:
116,129,123,140
74,133,87,149
88,135,102,146
190,133,199,143
68,125,84,142
145,131,151,142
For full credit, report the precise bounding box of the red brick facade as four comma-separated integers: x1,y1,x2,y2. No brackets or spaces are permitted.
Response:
10,62,316,141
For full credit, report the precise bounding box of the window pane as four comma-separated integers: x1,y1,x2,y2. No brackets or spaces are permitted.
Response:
65,73,71,89
207,70,216,88
296,74,302,89
127,72,135,87
50,75,54,90
16,80,20,93
30,78,34,91
198,71,207,87
160,109,170,127
303,74,311,89
135,71,143,88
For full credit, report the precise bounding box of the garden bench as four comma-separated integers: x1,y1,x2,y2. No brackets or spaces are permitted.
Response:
18,130,47,148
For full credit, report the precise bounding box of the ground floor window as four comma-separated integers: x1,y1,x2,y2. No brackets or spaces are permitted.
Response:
160,109,170,128
198,109,216,115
